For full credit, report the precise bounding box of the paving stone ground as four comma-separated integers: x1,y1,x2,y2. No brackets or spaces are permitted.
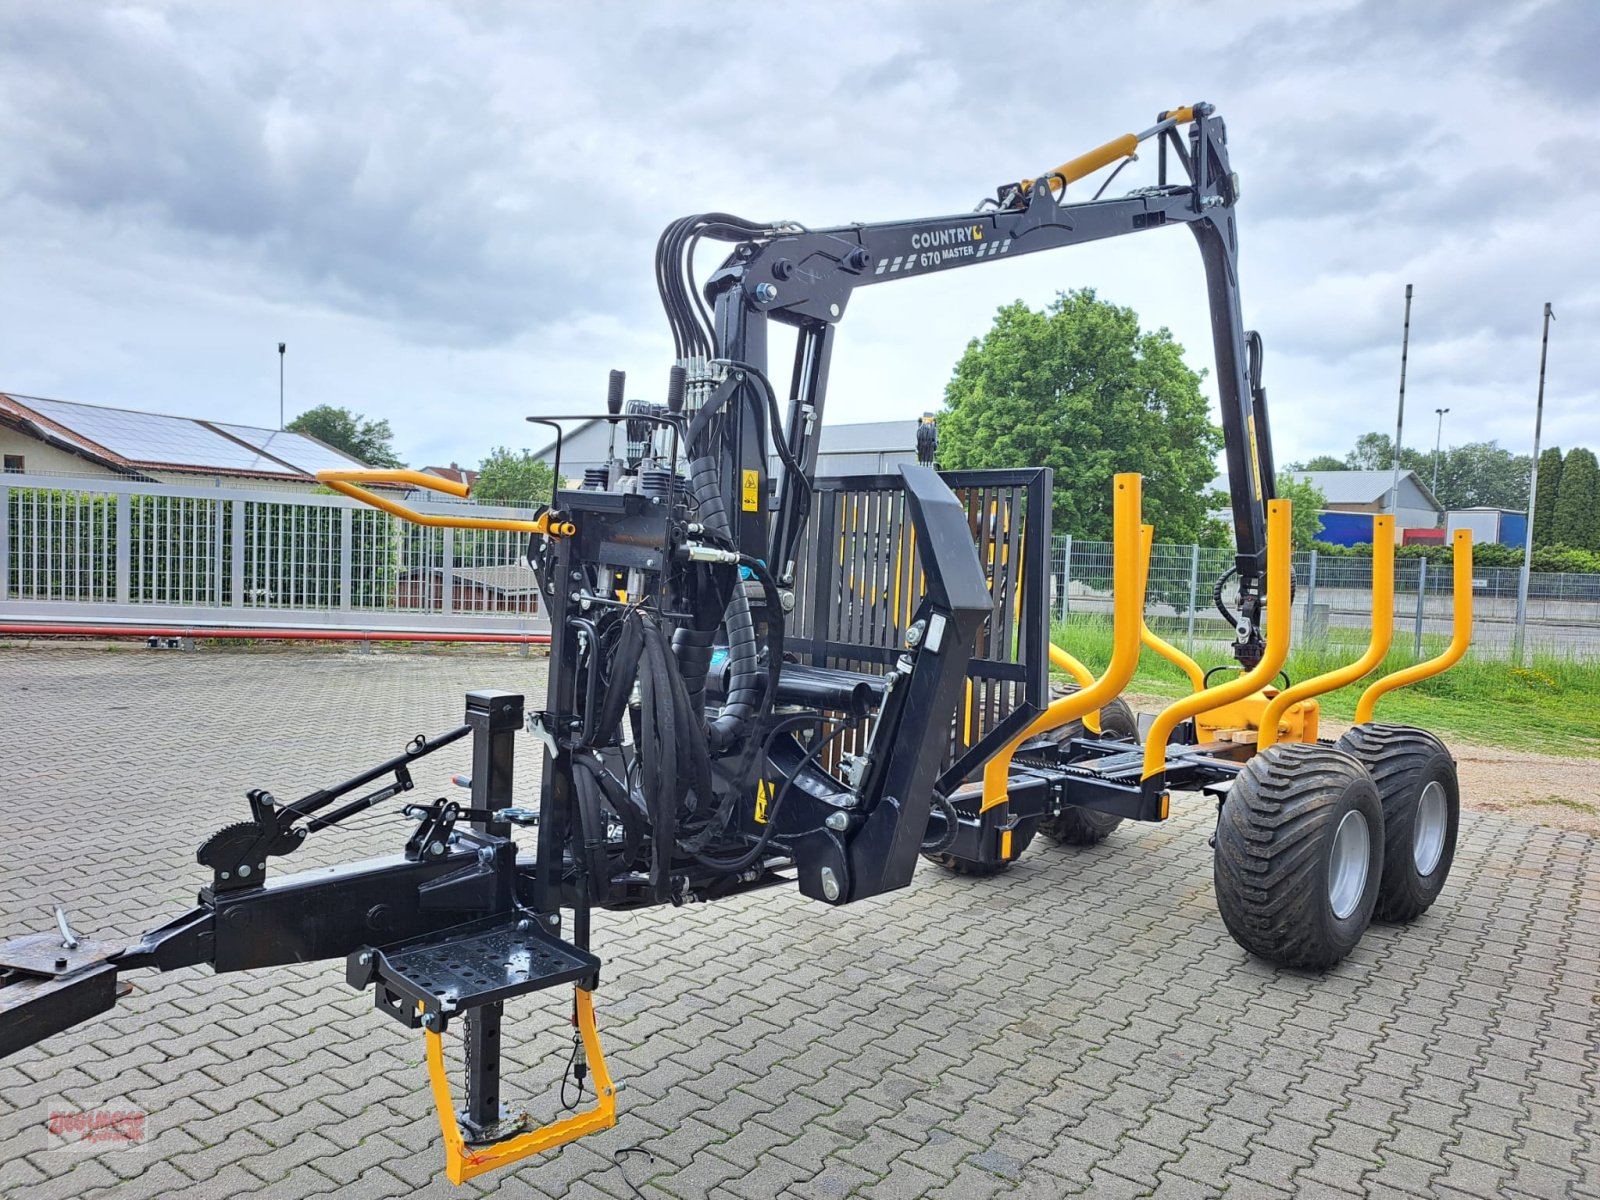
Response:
0,647,1596,1200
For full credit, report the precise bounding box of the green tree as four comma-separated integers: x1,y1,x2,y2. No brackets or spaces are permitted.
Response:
1553,448,1600,551
1291,432,1528,510
475,446,557,508
1532,446,1563,546
286,405,405,469
1293,454,1347,471
1345,431,1411,472
1274,472,1328,550
1428,441,1529,510
937,289,1222,542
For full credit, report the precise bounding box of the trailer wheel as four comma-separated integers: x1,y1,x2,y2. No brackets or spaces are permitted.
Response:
1213,743,1383,970
1038,696,1139,845
923,822,1036,876
1334,724,1459,923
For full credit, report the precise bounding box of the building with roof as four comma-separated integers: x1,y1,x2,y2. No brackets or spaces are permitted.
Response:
527,418,609,483
396,562,540,614
1288,469,1443,545
0,392,369,490
803,420,920,476
528,416,922,483
421,462,480,489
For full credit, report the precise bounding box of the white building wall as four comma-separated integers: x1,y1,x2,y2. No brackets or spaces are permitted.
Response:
1395,505,1440,532
0,431,120,480
532,422,612,484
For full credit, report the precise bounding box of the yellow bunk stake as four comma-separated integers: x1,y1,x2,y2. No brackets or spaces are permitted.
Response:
1143,499,1294,786
315,468,574,536
979,474,1145,813
1256,515,1396,751
1355,529,1474,723
424,988,616,1185
1137,524,1206,694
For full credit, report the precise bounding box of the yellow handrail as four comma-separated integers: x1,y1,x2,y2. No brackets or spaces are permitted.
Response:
315,468,572,536
425,987,616,1184
1355,529,1473,723
979,474,1145,813
1138,524,1206,693
1257,515,1395,750
1143,499,1293,779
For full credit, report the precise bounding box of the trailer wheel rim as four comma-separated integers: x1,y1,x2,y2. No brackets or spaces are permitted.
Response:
1328,810,1371,920
1414,780,1448,876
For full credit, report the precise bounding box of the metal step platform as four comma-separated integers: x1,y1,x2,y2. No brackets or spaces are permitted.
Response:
350,913,600,1030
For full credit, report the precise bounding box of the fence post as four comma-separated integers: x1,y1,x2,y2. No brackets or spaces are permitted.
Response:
0,484,8,603
1186,542,1200,654
1060,535,1072,620
339,507,354,612
115,493,131,605
1304,548,1318,649
212,499,225,606
230,500,245,608
442,528,455,615
1414,555,1428,659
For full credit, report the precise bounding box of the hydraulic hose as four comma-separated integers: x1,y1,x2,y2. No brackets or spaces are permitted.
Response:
572,753,647,870
920,791,959,854
676,450,771,754
570,763,614,905
689,716,853,875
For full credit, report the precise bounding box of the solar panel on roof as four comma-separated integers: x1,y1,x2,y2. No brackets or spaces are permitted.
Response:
209,423,366,474
23,397,285,472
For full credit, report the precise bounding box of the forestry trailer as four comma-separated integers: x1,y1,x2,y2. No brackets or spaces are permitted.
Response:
0,103,1472,1183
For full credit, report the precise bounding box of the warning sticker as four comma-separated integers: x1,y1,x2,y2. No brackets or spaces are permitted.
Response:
1248,415,1263,501
754,779,772,824
741,469,760,512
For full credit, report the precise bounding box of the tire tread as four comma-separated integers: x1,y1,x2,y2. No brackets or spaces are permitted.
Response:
1214,743,1381,969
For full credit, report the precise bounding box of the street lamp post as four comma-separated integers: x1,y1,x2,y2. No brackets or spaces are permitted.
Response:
1388,285,1414,521
1431,406,1450,497
1513,303,1555,666
278,342,287,430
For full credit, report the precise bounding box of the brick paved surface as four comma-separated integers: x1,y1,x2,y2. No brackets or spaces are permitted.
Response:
0,648,1596,1200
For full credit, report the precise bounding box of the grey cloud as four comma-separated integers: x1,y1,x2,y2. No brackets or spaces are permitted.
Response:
0,0,1595,472
1497,1,1600,105
0,5,658,346
1229,0,1508,72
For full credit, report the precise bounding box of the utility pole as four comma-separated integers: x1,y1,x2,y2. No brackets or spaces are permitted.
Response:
278,342,287,430
1389,284,1413,527
1513,302,1555,666
1431,406,1450,498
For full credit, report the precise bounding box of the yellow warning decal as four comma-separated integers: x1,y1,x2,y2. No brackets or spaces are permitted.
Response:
742,469,759,512
1248,415,1263,502
754,780,772,824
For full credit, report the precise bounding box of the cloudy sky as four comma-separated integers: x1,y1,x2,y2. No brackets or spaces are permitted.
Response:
1,1,1593,476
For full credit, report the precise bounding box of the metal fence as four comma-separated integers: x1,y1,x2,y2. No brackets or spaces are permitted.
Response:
9,472,1596,658
1053,535,1600,660
0,474,549,636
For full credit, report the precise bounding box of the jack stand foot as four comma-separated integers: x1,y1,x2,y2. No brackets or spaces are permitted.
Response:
460,1106,532,1147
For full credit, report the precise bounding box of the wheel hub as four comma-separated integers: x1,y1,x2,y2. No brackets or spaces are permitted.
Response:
1328,809,1371,920
1413,780,1448,876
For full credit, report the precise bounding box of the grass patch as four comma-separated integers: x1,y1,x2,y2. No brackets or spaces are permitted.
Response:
1050,614,1600,758
1534,795,1599,815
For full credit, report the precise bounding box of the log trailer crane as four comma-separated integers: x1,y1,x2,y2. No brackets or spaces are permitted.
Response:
0,104,1471,1184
